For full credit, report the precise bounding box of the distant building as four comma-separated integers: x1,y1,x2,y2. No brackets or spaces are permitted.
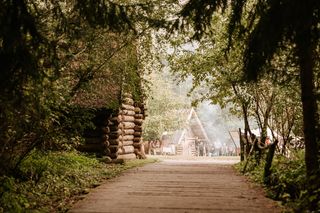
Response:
161,108,212,156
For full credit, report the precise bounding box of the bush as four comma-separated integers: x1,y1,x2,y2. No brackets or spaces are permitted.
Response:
269,151,310,210
234,150,309,211
0,150,157,213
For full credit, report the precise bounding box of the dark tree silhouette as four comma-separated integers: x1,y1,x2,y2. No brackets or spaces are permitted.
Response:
175,0,319,209
0,0,160,175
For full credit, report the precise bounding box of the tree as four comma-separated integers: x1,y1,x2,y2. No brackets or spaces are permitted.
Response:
143,71,190,140
168,12,259,159
173,0,319,209
0,0,164,175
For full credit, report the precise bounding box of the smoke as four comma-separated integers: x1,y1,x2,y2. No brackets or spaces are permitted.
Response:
196,101,242,149
158,64,243,151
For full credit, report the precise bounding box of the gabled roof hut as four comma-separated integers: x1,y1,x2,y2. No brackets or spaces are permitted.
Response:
162,108,211,156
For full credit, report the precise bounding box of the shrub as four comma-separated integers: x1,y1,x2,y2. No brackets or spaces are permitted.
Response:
0,150,157,212
269,150,307,210
234,150,310,211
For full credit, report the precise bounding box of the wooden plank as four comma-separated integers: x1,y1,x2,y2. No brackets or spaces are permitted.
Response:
134,114,144,119
134,119,143,125
122,140,133,146
122,135,134,141
122,115,135,122
117,153,136,160
109,139,121,145
122,97,134,105
117,145,134,154
110,115,122,123
122,104,135,111
134,107,141,113
123,129,135,135
134,126,142,131
110,129,123,135
134,132,142,137
123,122,135,129
133,137,142,143
119,110,135,116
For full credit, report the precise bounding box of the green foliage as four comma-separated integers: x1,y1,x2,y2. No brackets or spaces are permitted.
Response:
174,0,319,80
143,71,190,140
172,2,320,210
235,150,320,211
0,150,157,213
269,152,306,204
0,0,155,175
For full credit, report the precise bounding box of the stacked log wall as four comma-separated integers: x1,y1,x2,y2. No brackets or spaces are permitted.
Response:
107,94,137,160
78,95,146,160
133,103,146,158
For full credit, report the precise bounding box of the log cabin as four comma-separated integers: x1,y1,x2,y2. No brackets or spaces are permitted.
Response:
71,34,147,160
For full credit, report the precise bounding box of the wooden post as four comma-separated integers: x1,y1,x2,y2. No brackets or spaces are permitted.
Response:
239,128,245,161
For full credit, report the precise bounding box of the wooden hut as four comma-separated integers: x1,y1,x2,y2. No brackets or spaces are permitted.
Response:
72,34,146,160
162,108,211,157
75,91,146,160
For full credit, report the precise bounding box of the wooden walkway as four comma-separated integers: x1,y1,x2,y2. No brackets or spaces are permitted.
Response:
69,158,282,213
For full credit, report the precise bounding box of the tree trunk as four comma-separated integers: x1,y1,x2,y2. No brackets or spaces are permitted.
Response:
242,103,252,158
231,83,252,159
242,137,256,173
263,140,278,185
297,21,319,210
239,128,245,161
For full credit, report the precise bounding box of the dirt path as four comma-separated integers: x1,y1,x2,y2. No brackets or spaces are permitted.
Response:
69,158,282,213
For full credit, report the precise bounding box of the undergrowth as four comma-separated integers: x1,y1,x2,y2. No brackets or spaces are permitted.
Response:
234,150,319,212
0,150,158,213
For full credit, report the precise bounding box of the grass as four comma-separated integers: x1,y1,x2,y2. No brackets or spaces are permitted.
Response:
0,150,158,213
233,150,320,211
